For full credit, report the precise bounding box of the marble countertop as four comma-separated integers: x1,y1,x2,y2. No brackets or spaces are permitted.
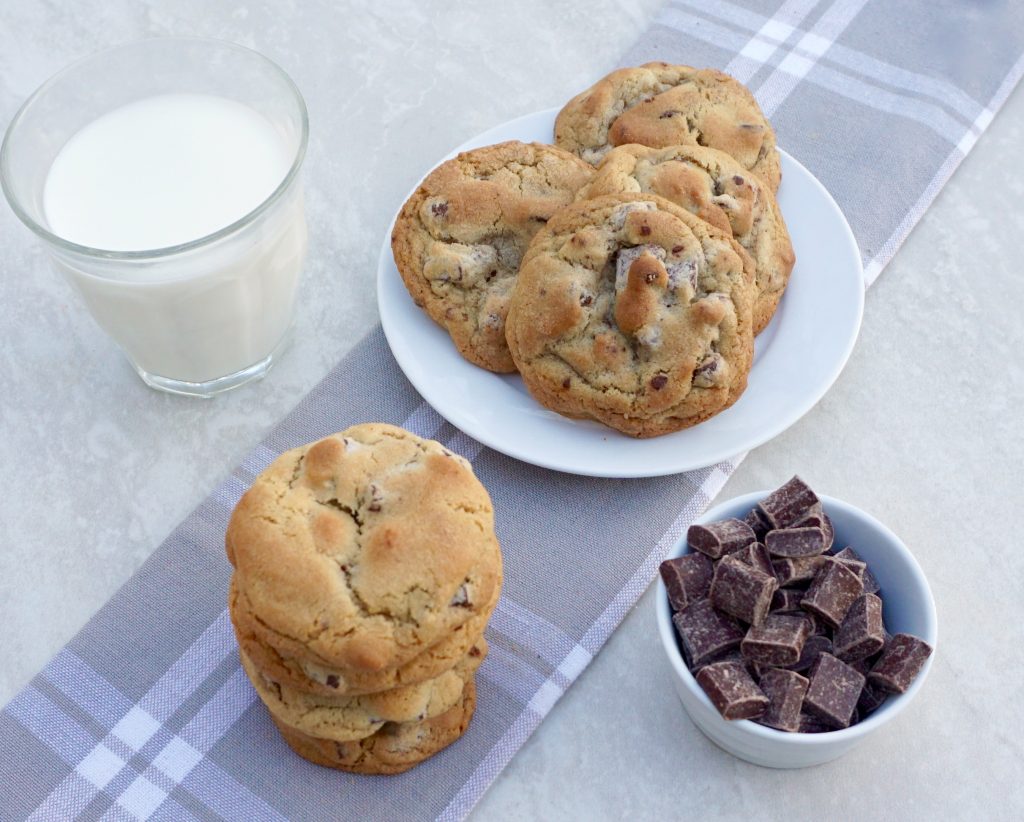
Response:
2,1,1022,819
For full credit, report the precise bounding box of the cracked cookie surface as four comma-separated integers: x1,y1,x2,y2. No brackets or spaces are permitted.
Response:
555,62,780,192
391,140,593,372
576,144,794,334
241,640,485,742
505,193,756,438
229,571,498,697
226,423,503,673
272,678,477,775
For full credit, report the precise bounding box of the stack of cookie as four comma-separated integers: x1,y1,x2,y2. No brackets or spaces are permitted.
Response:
225,423,503,775
392,62,794,438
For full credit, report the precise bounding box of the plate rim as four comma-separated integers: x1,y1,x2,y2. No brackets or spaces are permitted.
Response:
376,108,864,478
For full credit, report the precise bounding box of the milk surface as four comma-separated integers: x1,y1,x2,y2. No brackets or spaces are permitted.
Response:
44,93,290,251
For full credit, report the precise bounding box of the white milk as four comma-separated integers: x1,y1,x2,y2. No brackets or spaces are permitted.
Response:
43,93,306,385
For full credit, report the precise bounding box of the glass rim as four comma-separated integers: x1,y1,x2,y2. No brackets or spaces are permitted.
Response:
0,36,309,261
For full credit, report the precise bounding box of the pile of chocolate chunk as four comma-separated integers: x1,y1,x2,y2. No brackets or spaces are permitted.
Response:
661,477,933,733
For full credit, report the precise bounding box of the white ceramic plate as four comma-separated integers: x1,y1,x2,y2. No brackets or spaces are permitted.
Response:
377,109,864,478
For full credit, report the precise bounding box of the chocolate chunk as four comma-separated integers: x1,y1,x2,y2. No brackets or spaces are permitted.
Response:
743,507,771,541
850,636,887,676
695,661,769,720
758,476,819,528
798,712,834,733
741,614,810,667
820,513,835,552
831,555,866,580
650,374,668,390
692,354,724,388
665,259,697,291
857,681,889,718
794,503,823,528
325,674,340,689
659,553,714,612
806,613,829,635
804,653,865,729
672,598,744,668
793,504,834,552
832,547,880,594
786,634,832,673
756,668,810,732
687,519,756,559
868,633,933,694
770,588,804,613
834,593,886,663
765,527,827,558
830,547,866,579
734,542,776,579
616,244,665,283
801,560,863,627
772,555,827,587
849,655,873,677
709,554,778,626
793,514,825,532
691,648,753,679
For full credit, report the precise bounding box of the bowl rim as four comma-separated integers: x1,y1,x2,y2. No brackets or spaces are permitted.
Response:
655,489,938,746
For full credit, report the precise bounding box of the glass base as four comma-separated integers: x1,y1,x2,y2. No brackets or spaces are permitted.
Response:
134,331,292,398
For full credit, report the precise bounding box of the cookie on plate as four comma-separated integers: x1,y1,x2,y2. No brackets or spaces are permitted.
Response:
391,140,593,372
271,678,477,775
226,423,503,674
505,194,756,438
241,640,486,742
555,63,780,192
576,144,794,333
229,572,497,697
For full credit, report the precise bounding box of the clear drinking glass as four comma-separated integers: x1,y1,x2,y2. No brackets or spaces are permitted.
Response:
1,38,309,397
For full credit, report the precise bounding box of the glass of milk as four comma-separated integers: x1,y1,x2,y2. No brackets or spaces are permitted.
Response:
1,38,309,396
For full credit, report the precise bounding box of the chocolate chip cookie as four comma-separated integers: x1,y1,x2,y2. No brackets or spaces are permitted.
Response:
226,423,503,674
229,572,498,697
391,141,593,372
505,194,756,438
241,640,486,742
576,144,794,333
555,63,780,192
271,678,477,775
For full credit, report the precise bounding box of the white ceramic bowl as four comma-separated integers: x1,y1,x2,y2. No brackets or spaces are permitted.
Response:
655,491,937,768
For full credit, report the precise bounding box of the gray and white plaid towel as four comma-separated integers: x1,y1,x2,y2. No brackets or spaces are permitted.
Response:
2,1,1021,819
